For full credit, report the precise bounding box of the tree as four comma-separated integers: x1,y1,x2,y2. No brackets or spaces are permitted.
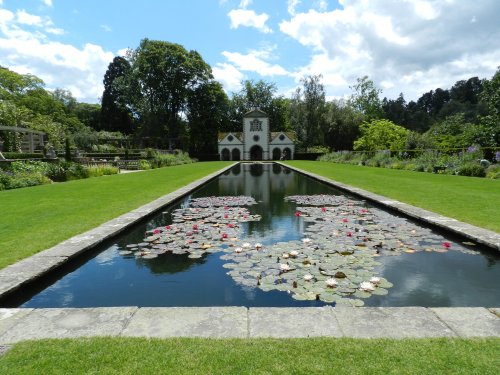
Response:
354,119,409,151
323,100,362,151
127,39,213,149
349,76,382,120
100,56,135,134
187,81,229,154
228,80,289,131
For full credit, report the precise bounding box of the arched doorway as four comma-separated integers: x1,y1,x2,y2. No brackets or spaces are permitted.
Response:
272,148,281,160
231,148,241,161
283,147,291,160
250,145,263,160
221,148,230,161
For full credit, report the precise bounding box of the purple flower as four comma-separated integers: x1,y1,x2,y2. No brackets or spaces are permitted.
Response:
467,146,478,153
495,151,500,163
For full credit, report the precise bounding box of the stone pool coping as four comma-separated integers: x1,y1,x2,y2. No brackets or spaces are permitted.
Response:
0,307,499,343
0,162,498,344
280,162,500,251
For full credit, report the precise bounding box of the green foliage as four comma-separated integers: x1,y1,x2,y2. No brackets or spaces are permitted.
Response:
139,159,151,170
457,162,486,177
87,165,119,177
65,137,72,161
354,119,409,151
486,164,500,179
1,152,43,159
349,75,383,120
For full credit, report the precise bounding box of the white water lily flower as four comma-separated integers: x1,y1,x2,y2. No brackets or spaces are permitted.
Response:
289,250,299,257
282,253,290,259
304,274,313,281
234,247,242,253
280,263,290,272
255,243,262,249
302,238,312,244
242,242,251,249
370,277,381,285
359,281,375,292
325,278,338,288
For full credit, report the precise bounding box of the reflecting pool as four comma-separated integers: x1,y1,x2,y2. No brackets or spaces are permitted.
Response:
7,163,500,308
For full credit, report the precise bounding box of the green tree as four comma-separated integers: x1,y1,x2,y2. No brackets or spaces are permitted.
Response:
128,39,213,149
101,56,134,134
349,76,383,120
323,100,362,151
354,119,409,151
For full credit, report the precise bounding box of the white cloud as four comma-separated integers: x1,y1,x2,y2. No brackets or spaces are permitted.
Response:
287,0,300,15
239,0,252,9
212,62,245,93
42,0,53,7
101,24,112,32
279,0,500,100
222,47,289,77
228,9,272,33
0,7,113,103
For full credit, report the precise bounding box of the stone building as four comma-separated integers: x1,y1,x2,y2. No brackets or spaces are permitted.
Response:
217,109,295,161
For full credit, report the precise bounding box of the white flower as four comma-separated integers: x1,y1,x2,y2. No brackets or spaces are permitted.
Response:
255,243,262,249
304,274,313,281
302,238,312,244
282,253,290,259
359,281,375,292
234,247,242,253
289,250,299,257
370,277,381,285
242,242,251,249
325,278,338,288
280,263,290,272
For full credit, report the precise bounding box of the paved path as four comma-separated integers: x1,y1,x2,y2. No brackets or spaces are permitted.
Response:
1,307,499,344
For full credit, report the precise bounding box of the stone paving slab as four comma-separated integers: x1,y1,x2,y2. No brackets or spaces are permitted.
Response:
121,307,248,338
334,307,456,338
431,307,500,337
281,163,500,250
249,307,342,338
0,307,138,344
0,308,33,337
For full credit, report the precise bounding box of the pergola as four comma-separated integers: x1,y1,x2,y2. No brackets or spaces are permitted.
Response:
0,126,46,152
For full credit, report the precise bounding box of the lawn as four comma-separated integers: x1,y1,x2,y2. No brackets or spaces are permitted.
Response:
0,337,498,374
0,162,231,269
285,161,500,233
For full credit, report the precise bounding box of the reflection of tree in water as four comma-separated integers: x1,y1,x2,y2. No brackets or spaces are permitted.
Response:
232,164,241,175
135,252,207,274
249,163,264,177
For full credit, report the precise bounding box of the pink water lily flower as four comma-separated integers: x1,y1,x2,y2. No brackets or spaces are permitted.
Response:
321,207,327,212
442,242,451,248
153,229,161,234
295,211,301,217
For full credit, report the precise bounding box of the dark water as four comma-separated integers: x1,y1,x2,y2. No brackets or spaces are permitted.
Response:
7,163,500,308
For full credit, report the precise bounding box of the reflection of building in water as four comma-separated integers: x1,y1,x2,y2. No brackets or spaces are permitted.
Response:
218,163,295,204
218,109,295,161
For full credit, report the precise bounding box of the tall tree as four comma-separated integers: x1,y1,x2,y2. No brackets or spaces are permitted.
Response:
349,76,383,120
101,56,134,134
323,100,363,151
128,39,213,149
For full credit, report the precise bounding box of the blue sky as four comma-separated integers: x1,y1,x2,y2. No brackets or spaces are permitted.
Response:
1,0,499,103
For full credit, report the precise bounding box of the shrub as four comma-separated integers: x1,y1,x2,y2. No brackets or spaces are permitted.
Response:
2,152,44,160
87,165,119,177
486,165,500,179
457,163,486,177
0,170,51,190
139,159,151,170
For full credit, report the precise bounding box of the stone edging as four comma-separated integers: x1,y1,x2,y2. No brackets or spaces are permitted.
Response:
0,306,499,343
0,163,237,300
279,163,500,251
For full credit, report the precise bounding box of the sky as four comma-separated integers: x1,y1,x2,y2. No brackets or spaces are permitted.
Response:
0,0,499,104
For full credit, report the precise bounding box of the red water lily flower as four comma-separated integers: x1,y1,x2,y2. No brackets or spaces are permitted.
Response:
442,242,452,248
342,218,349,223
295,211,301,217
153,229,161,234
224,214,229,219
227,223,235,228
165,225,171,230
347,232,353,237
222,233,228,239
193,224,199,230
321,207,327,212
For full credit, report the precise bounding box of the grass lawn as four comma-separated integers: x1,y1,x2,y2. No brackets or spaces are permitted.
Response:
0,162,231,270
285,161,500,233
0,337,498,374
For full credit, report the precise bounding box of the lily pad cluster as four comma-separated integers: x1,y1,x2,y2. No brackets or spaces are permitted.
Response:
221,238,391,307
285,194,363,207
122,196,261,259
190,196,257,207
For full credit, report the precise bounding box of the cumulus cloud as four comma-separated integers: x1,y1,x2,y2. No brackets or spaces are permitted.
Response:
287,0,301,16
212,62,246,93
0,6,114,102
101,24,112,32
222,47,289,77
280,0,500,100
228,9,272,33
42,0,53,7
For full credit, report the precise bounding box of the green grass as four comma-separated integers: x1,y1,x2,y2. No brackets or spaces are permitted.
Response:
0,337,498,374
0,162,231,269
285,161,500,233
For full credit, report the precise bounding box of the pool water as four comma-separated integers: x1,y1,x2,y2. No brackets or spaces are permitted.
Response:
7,163,500,308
